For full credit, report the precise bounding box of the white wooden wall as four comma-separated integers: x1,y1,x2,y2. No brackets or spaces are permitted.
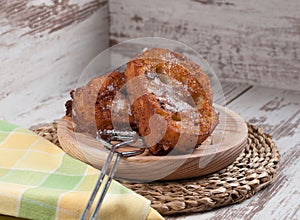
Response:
1,0,299,128
109,0,300,91
0,0,109,127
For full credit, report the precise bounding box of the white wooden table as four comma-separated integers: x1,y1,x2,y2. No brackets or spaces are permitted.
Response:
4,81,300,220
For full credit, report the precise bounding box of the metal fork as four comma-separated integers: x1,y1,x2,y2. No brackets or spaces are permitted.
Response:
81,130,145,220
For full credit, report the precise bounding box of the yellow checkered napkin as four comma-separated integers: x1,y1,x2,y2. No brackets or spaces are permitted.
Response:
0,120,163,220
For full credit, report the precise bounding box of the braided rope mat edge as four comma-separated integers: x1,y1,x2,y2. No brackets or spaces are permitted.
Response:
32,122,280,216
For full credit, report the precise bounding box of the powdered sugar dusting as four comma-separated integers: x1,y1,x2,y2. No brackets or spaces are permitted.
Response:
145,74,195,113
107,85,115,91
145,71,157,80
115,99,125,111
111,93,133,116
159,51,183,67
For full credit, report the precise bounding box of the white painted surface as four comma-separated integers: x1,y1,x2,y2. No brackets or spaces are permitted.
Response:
109,0,300,91
0,1,109,128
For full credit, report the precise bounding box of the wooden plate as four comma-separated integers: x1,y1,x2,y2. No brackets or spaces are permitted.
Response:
57,104,248,181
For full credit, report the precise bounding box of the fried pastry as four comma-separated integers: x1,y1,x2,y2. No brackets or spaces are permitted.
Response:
125,48,219,155
66,48,219,156
66,71,136,134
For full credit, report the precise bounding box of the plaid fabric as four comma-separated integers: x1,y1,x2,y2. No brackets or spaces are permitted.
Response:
0,120,163,220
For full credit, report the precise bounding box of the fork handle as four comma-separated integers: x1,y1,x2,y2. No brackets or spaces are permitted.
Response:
91,153,121,220
81,148,117,220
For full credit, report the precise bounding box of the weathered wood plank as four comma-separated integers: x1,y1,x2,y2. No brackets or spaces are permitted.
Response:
228,87,300,149
216,81,252,105
169,87,300,219
109,0,300,91
0,0,109,128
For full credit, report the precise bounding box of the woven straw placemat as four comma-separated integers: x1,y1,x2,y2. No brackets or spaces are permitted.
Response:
32,122,280,216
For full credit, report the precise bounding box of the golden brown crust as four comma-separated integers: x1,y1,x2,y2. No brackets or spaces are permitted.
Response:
125,48,219,155
136,48,213,104
67,71,136,134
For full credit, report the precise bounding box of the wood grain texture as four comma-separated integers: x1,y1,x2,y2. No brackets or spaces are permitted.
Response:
109,0,300,91
57,105,248,181
216,81,252,105
0,0,109,128
0,0,107,36
170,86,300,219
